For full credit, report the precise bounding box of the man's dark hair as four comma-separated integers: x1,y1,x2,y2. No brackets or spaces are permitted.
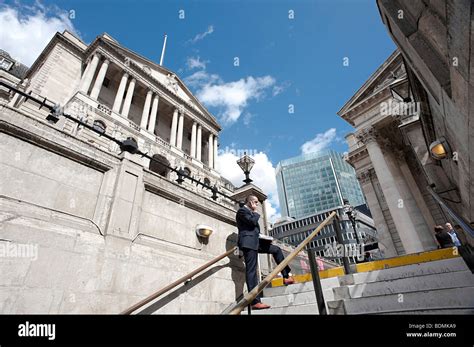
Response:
434,225,444,233
245,195,258,203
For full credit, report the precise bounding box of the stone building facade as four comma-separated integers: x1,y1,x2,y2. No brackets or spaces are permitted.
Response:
339,0,473,257
376,0,473,240
0,31,255,313
338,51,440,258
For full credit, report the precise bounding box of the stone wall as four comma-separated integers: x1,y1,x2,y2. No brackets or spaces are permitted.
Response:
0,104,245,314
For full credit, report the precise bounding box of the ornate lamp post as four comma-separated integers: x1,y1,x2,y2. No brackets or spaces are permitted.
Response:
236,152,255,185
342,199,360,244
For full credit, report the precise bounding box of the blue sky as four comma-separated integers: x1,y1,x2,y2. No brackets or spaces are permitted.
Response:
1,0,396,220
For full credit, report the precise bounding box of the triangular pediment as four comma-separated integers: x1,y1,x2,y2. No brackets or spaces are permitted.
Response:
97,34,220,129
338,50,404,117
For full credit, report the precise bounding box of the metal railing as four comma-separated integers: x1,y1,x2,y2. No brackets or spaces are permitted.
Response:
121,246,238,314
226,211,338,315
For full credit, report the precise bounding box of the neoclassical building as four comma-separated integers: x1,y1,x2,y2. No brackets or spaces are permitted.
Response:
340,0,474,258
12,31,222,178
0,31,265,314
338,51,441,257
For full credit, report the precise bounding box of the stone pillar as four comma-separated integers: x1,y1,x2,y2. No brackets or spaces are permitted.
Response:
89,58,110,100
113,72,129,113
170,109,178,146
208,133,214,168
140,90,153,129
213,136,218,169
147,95,159,134
79,53,100,94
190,122,197,158
358,127,426,254
196,124,202,161
176,112,184,150
121,78,136,118
357,169,397,257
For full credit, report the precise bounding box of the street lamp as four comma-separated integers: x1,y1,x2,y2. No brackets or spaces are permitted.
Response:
236,152,255,185
389,77,412,103
342,199,360,244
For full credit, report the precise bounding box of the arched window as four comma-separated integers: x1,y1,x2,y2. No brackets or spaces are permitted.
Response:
93,120,106,134
150,154,170,178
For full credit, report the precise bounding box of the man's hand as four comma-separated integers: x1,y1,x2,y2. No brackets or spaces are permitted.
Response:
250,200,258,211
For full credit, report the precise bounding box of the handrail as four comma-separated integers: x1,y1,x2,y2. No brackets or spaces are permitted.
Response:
427,186,474,238
121,246,237,315
226,211,337,315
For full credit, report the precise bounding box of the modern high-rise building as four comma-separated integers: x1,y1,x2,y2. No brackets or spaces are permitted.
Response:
276,150,366,219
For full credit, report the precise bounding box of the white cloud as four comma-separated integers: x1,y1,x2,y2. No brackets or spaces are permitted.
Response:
0,4,78,66
188,25,214,44
184,69,222,89
272,81,291,96
217,150,281,224
186,56,208,70
300,128,337,155
197,76,276,125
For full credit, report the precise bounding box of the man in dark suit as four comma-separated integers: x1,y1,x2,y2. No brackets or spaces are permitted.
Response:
236,195,295,310
434,225,454,248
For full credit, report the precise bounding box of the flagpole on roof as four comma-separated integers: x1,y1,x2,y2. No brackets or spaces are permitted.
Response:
160,33,167,66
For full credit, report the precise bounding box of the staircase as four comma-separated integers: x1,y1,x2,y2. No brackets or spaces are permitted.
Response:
251,249,474,315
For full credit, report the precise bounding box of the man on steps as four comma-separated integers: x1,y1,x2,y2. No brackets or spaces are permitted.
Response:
236,195,295,310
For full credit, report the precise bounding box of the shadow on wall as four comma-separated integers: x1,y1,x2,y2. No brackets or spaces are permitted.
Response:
137,233,245,314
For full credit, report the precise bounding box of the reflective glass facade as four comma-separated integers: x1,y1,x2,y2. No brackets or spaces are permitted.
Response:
276,150,365,219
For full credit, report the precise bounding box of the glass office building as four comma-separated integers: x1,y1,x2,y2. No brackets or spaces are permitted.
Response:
276,150,366,219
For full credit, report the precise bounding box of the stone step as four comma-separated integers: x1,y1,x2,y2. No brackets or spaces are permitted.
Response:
334,270,474,300
340,257,467,286
263,276,339,297
327,286,474,314
261,290,318,308
248,303,319,315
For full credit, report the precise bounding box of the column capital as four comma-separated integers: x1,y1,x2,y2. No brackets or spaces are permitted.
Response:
146,89,153,96
356,127,378,145
356,168,376,184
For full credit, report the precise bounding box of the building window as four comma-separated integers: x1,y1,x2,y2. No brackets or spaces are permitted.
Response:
204,177,211,186
0,57,13,70
150,154,170,177
92,120,106,134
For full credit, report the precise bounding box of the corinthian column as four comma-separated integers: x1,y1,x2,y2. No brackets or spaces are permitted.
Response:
121,78,136,118
90,58,110,100
113,72,128,113
140,90,153,129
147,95,159,133
196,124,202,161
213,136,218,169
170,108,178,146
176,112,184,150
356,127,429,254
79,53,100,94
190,122,197,158
208,133,214,168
